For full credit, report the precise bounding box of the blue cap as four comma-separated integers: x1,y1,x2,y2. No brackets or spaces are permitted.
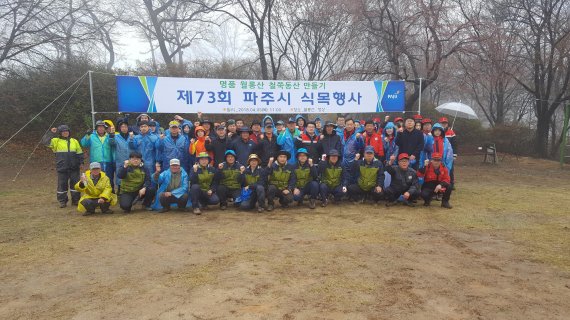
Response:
225,150,236,157
288,117,295,123
364,146,375,154
296,148,308,157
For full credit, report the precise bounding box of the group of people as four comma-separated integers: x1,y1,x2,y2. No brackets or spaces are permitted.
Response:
42,112,457,215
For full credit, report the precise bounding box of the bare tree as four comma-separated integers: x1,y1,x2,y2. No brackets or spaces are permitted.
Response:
0,0,71,73
501,0,570,156
125,0,222,74
278,0,360,81
213,0,301,80
361,0,473,111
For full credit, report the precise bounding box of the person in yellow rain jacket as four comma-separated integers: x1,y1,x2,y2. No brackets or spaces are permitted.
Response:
74,162,117,215
42,124,84,208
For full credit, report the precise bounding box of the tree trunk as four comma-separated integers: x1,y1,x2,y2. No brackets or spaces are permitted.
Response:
535,113,550,156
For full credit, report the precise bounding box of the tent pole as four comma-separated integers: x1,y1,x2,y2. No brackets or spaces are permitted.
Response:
89,70,95,129
418,78,422,115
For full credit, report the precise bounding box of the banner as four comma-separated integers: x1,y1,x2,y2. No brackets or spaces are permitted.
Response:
116,76,405,114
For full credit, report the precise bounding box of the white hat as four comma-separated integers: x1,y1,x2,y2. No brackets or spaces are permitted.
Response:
89,162,101,170
169,159,180,166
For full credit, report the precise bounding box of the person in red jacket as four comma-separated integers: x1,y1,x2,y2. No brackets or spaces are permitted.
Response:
363,120,385,162
418,152,452,209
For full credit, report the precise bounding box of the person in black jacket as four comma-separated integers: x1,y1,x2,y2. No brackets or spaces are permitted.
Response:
395,116,424,169
317,121,342,162
255,123,280,167
295,121,320,163
228,126,256,165
116,152,156,212
205,125,229,166
384,153,420,207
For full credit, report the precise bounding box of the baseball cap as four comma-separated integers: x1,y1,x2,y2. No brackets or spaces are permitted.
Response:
89,162,101,170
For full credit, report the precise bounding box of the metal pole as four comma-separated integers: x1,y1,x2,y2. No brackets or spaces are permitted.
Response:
418,78,422,115
560,104,570,169
88,70,95,128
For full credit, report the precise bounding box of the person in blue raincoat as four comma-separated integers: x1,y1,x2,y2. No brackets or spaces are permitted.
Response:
158,121,189,170
277,117,300,165
81,120,115,190
129,121,160,175
180,121,194,173
422,123,454,171
152,158,189,212
109,118,131,190
382,122,399,165
381,121,399,189
340,119,365,169
148,120,161,136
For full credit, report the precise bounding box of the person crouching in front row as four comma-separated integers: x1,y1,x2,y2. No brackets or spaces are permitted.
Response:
238,154,267,212
74,162,117,216
418,152,453,209
117,151,156,213
189,152,220,215
318,149,347,207
384,153,420,207
266,150,296,211
154,158,189,213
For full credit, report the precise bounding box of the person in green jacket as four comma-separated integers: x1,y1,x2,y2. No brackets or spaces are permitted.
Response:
116,151,156,212
238,154,267,212
318,149,347,207
292,148,318,209
216,150,244,210
189,152,220,215
347,146,384,203
266,150,297,211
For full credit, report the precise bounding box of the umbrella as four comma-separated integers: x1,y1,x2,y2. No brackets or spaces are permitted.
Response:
436,102,478,128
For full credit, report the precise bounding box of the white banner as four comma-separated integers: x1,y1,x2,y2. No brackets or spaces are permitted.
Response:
117,76,405,114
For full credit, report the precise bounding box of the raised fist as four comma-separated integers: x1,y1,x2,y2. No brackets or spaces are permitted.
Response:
50,127,57,133
240,166,245,173
193,164,198,172
218,163,224,170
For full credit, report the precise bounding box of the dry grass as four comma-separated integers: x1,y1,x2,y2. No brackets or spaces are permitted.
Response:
0,153,569,319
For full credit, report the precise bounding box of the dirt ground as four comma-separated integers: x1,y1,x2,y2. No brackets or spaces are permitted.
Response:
0,147,569,320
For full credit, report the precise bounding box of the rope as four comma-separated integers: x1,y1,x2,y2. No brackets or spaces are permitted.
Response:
12,74,87,182
0,72,88,150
